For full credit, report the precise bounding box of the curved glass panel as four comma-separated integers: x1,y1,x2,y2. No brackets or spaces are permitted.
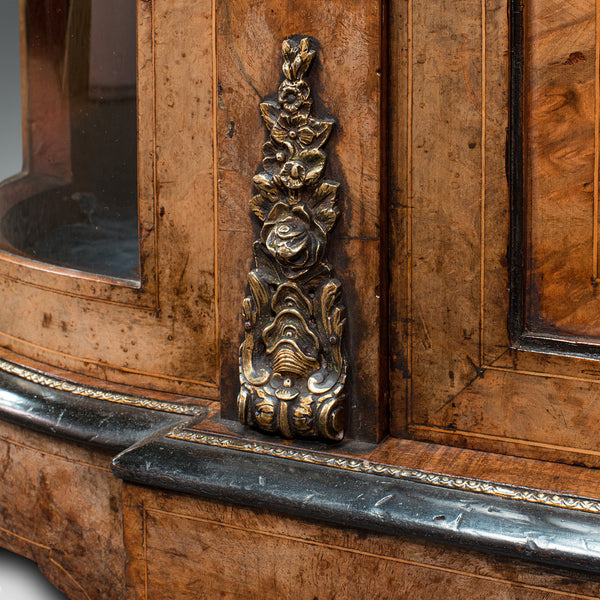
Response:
0,2,22,182
0,0,139,282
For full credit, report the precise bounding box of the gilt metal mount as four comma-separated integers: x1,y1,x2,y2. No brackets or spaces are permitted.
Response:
237,37,347,441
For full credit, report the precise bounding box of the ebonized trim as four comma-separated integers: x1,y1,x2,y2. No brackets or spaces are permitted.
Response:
0,367,192,451
112,427,600,574
0,359,599,574
508,0,525,345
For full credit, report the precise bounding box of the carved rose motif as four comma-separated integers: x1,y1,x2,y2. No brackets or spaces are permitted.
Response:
261,204,325,274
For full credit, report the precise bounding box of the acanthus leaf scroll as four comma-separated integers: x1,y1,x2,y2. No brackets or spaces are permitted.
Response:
237,37,347,441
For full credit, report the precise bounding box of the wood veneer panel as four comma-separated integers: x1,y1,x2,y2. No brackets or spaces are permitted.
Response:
525,0,599,341
123,484,600,599
216,0,387,440
0,420,125,600
408,0,486,410
391,0,511,440
0,0,219,401
369,435,600,500
391,0,600,465
412,367,600,467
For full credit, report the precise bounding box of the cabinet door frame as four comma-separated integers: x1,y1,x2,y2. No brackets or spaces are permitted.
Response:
0,0,219,402
0,0,158,308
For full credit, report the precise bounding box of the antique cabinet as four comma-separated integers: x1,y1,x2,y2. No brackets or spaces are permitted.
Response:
1,0,600,598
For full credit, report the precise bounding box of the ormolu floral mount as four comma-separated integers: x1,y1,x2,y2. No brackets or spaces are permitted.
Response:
237,37,347,441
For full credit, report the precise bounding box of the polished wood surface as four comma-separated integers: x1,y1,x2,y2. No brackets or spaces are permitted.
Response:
215,0,388,440
5,0,598,463
2,1,600,598
0,0,218,401
0,420,124,600
389,0,513,442
390,0,600,467
123,483,600,600
3,406,600,600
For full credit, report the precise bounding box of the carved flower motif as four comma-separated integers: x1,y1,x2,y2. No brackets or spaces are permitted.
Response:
261,203,325,275
280,160,307,190
278,80,311,113
279,150,325,189
262,140,294,174
239,37,347,442
272,113,315,149
282,38,315,81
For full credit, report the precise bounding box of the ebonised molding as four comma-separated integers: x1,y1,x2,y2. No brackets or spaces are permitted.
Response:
0,367,192,451
112,425,600,574
1,360,598,575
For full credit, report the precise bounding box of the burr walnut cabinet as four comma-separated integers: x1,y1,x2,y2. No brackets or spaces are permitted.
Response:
1,0,600,598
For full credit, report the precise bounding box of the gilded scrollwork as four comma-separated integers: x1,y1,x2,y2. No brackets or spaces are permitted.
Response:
238,37,347,441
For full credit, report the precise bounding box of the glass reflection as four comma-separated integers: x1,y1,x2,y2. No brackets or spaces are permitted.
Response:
0,2,22,182
0,0,139,281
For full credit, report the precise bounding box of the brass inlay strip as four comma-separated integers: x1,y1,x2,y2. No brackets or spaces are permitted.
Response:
0,359,203,416
168,429,600,515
